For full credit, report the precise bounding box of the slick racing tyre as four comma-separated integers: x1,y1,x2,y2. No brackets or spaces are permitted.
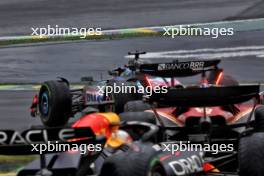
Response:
104,81,141,113
124,100,151,112
38,80,72,127
238,132,264,176
254,105,264,131
100,143,162,176
119,112,156,124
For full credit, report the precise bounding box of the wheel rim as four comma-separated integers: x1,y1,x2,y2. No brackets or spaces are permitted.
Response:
40,91,49,116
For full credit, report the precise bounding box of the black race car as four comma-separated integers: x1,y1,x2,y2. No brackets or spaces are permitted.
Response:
16,60,264,176
30,56,231,128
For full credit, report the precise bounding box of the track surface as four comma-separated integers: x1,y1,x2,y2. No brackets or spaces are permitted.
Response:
1,29,264,129
1,0,264,129
0,91,39,130
0,30,264,83
0,0,262,36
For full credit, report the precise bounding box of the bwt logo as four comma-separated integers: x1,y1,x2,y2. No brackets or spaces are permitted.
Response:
157,61,205,71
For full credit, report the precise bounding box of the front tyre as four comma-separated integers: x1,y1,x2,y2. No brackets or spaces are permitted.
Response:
100,143,160,176
38,80,72,127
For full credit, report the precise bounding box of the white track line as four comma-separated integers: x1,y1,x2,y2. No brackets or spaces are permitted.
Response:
106,18,264,32
125,45,264,59
1,18,264,41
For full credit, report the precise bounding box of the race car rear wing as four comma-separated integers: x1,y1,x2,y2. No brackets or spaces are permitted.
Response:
146,85,260,107
139,59,221,77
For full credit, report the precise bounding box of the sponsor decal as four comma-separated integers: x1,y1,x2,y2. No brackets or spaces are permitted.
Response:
168,153,204,175
0,128,76,145
157,61,205,71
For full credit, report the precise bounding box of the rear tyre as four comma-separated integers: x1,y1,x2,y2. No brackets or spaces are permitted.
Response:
254,105,264,131
124,100,151,112
119,112,156,124
38,80,72,127
105,81,141,113
238,132,264,176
